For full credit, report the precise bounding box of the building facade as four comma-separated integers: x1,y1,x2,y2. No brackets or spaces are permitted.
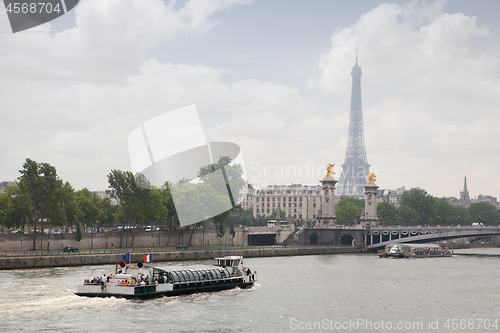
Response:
0,181,16,195
242,184,323,221
377,186,406,207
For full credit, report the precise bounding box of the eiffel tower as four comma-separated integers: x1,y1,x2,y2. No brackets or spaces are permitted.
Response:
336,54,370,197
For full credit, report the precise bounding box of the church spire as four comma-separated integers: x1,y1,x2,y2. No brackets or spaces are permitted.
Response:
460,176,470,208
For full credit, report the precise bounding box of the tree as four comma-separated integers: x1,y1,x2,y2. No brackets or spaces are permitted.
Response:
0,194,9,232
400,188,436,222
76,222,82,242
76,188,100,231
434,198,457,225
468,202,498,225
60,182,79,233
107,170,135,247
18,158,62,250
377,202,396,225
336,197,363,225
395,205,419,225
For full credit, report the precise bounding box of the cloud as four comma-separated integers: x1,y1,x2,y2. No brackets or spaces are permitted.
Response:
313,0,500,197
0,0,253,83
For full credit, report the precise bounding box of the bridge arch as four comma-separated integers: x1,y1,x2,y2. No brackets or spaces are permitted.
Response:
309,233,319,245
340,234,354,246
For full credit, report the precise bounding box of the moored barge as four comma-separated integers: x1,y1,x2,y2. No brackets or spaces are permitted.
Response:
75,256,256,299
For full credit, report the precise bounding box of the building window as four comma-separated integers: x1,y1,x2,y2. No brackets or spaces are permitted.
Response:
294,197,297,202
278,203,280,207
294,209,297,213
257,209,259,213
299,203,302,207
267,203,270,207
273,197,275,202
289,197,292,202
294,203,297,207
299,214,302,219
313,203,316,208
300,197,302,202
273,203,275,207
289,203,291,207
267,197,270,202
313,215,316,219
313,197,316,202
267,209,270,213
256,197,259,202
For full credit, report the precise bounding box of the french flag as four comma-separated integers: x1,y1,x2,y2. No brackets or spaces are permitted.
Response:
144,254,152,263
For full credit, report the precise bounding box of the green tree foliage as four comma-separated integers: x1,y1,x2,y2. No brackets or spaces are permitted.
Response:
172,157,247,238
336,197,364,225
0,194,9,231
468,202,498,225
380,188,499,226
377,201,396,225
433,198,457,225
60,182,79,233
107,170,168,247
76,222,82,242
17,158,62,250
395,205,419,225
400,188,436,221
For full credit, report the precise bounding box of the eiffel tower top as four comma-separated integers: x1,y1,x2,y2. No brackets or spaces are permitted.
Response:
352,49,362,76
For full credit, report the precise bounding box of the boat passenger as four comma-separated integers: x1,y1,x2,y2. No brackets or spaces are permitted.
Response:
115,280,120,286
129,278,136,286
123,280,129,287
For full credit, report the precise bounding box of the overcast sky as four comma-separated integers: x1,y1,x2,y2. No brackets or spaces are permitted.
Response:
1,0,499,200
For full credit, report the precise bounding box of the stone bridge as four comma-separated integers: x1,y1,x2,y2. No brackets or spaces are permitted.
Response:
365,225,500,251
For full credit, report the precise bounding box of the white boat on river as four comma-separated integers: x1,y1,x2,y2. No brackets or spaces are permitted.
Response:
75,256,256,299
382,243,452,258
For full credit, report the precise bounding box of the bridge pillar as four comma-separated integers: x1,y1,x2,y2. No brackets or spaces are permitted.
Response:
317,178,337,226
361,184,379,227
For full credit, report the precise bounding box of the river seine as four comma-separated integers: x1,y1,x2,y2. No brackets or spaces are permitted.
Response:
1,248,499,332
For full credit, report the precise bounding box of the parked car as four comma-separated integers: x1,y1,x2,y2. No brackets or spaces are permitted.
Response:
63,246,79,253
176,245,188,250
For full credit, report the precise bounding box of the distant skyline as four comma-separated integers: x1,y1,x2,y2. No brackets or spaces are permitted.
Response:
1,0,499,200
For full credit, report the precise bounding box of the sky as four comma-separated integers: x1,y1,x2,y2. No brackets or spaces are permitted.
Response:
1,0,499,200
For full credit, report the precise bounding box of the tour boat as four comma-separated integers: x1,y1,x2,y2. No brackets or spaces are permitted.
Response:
384,243,452,258
75,256,256,299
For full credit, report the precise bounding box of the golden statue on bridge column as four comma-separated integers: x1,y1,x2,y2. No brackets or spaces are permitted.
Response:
324,163,335,179
367,172,378,185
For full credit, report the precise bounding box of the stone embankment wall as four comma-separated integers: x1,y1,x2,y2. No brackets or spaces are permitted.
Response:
0,246,363,270
0,227,245,251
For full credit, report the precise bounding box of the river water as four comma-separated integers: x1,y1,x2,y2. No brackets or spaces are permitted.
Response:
1,248,499,332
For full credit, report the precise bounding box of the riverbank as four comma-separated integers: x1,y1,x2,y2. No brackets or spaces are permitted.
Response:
0,246,364,270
